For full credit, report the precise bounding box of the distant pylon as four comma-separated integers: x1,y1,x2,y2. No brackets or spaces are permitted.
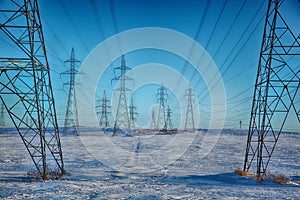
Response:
150,107,156,129
129,97,138,129
61,48,80,136
239,121,242,130
184,87,195,132
0,102,5,127
0,0,64,180
96,90,111,128
112,55,133,135
156,84,168,130
166,106,173,130
243,0,300,180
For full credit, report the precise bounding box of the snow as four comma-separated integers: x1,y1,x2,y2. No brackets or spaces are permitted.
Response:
0,127,299,199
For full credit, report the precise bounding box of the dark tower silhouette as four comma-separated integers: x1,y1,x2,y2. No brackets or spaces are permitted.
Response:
0,0,64,180
243,0,300,180
184,87,195,132
129,97,138,129
156,84,168,130
166,106,173,130
61,48,81,136
112,55,133,136
97,90,111,128
150,107,156,129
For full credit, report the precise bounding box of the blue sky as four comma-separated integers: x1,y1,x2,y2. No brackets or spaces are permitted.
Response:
1,0,300,131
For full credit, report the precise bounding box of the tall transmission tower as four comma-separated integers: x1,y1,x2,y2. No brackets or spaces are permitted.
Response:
243,0,300,180
129,97,138,129
166,106,173,130
149,107,156,129
0,0,64,180
156,84,168,130
0,102,5,127
96,90,111,128
61,48,80,136
112,55,133,135
184,87,195,132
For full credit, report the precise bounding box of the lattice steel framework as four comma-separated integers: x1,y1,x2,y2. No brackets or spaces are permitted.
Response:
184,87,195,132
0,0,64,180
96,90,111,128
156,84,168,130
166,106,173,130
149,107,156,129
61,48,80,136
243,0,300,179
112,55,133,135
129,97,138,129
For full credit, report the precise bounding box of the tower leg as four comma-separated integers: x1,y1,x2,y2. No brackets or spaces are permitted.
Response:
243,0,300,179
0,0,64,180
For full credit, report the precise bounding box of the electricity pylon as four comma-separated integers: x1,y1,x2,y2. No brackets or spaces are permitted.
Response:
150,107,156,129
156,84,168,130
184,87,195,132
129,97,138,129
0,103,4,127
243,0,300,180
0,0,64,180
96,90,111,128
112,55,133,136
166,106,173,130
61,48,80,136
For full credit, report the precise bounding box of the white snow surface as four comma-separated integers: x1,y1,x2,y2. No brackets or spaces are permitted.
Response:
0,127,299,199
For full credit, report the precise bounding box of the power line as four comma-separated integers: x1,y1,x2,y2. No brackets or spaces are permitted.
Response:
90,0,106,40
171,0,212,103
194,1,266,103
169,0,257,112
58,0,90,53
109,0,122,53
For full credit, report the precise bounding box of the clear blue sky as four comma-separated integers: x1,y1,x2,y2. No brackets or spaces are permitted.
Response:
1,0,299,131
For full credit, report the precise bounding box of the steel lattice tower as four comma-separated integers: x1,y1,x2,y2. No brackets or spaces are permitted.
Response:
156,84,168,130
184,88,195,132
0,0,64,180
61,48,80,136
243,0,300,180
150,107,156,129
96,90,111,128
129,97,138,129
0,102,5,127
112,55,133,135
166,106,173,130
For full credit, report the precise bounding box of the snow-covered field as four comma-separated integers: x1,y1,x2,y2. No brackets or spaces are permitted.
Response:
0,128,299,199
